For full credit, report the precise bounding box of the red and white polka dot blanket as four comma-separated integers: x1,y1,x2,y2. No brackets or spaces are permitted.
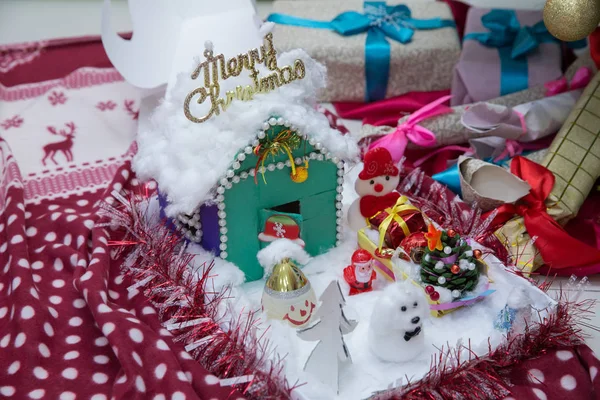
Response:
0,68,242,399
0,63,598,400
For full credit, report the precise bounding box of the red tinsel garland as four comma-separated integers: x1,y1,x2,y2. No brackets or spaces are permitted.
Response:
99,187,595,400
98,191,297,400
369,293,595,400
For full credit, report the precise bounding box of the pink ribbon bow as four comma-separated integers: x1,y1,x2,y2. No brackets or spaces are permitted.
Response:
369,95,453,162
544,67,593,97
494,139,524,162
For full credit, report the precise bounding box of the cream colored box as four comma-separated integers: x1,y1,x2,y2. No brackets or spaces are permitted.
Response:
267,0,460,102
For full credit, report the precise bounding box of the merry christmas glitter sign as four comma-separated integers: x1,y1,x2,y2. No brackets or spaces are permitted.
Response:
184,33,306,124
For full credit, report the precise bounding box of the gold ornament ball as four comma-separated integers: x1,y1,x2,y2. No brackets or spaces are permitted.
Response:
291,167,308,183
544,0,600,42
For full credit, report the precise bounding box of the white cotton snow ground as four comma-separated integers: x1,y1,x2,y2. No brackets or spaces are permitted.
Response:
142,163,556,400
231,235,555,400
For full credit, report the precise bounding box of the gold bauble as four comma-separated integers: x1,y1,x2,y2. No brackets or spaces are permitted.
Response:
291,167,309,183
544,0,600,42
265,258,309,292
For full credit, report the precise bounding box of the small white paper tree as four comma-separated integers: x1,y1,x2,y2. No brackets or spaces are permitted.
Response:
297,280,358,394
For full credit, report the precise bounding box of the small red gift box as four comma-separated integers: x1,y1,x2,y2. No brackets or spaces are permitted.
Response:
368,197,427,250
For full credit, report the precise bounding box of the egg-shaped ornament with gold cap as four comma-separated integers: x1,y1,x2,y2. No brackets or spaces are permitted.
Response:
258,239,317,329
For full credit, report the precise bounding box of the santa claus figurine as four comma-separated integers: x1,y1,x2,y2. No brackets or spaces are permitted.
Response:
348,147,401,231
343,249,377,296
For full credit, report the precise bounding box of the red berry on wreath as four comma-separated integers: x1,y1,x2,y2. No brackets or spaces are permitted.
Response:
473,249,483,259
447,229,456,237
451,264,460,274
425,285,435,294
430,291,440,301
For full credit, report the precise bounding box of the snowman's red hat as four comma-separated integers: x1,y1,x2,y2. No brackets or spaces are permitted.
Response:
359,148,399,180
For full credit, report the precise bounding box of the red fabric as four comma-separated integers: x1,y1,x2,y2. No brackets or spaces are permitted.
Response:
506,346,600,399
538,187,600,276
360,192,401,219
0,36,122,87
590,27,600,70
486,156,600,271
0,150,243,399
0,37,243,400
333,90,451,125
439,0,470,39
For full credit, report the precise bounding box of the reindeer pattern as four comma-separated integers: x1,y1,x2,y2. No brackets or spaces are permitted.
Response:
42,122,76,166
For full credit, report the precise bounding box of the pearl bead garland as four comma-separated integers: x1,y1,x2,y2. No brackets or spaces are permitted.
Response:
173,206,203,243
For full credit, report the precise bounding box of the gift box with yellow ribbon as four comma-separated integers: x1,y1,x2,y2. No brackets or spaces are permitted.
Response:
367,195,427,251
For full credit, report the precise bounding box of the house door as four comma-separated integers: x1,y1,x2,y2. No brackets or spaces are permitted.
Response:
258,201,305,248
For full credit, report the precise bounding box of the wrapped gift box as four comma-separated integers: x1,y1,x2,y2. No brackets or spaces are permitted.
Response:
368,205,427,249
268,0,460,102
541,71,600,223
451,8,562,106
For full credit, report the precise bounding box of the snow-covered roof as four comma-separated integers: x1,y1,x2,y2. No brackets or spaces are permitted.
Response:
133,49,360,217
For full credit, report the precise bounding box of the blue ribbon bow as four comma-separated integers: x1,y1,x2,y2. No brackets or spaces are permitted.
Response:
267,2,455,102
463,10,559,96
464,10,556,59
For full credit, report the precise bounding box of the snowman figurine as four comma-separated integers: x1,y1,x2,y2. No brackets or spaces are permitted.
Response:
369,281,428,362
348,147,401,231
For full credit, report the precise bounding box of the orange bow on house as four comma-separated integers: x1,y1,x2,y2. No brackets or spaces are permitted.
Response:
486,156,600,270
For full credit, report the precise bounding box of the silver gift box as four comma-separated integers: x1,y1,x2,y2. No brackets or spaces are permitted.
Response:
266,0,461,102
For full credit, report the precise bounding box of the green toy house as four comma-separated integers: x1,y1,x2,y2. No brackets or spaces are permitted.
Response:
160,115,354,282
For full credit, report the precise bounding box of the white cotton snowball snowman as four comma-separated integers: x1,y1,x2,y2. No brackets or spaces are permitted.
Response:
368,281,428,363
348,148,401,231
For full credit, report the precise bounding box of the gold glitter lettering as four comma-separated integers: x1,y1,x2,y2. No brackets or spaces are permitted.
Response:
184,34,305,124
294,60,306,80
227,57,242,77
260,72,280,92
279,66,294,84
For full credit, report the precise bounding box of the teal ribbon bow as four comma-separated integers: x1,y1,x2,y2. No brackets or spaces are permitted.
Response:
463,10,558,96
267,2,455,102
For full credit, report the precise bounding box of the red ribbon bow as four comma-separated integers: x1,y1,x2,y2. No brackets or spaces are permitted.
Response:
487,156,600,270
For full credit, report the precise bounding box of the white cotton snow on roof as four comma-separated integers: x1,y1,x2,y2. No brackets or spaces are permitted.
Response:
133,48,360,217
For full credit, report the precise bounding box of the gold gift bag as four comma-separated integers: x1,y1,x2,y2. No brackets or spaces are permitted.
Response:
541,72,600,224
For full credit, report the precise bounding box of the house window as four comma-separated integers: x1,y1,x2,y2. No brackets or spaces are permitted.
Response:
271,200,300,214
